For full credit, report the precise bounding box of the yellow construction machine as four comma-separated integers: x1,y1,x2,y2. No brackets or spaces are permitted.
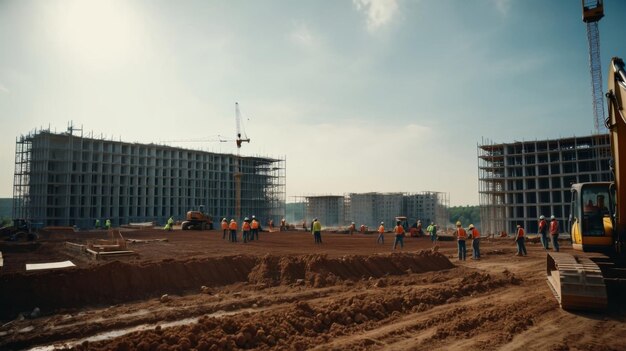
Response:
181,206,213,230
546,57,626,311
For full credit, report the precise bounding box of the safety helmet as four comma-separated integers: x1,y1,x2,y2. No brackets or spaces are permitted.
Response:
468,224,474,229
230,219,235,222
222,218,227,221
517,224,521,228
244,217,249,221
352,222,355,224
539,215,545,220
380,222,384,225
252,215,256,218
456,221,461,226
550,215,555,220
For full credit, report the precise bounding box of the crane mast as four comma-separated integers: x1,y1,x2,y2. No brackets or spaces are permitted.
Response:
234,102,250,222
582,0,606,134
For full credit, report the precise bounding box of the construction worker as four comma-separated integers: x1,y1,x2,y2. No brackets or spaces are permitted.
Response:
95,219,100,229
468,224,480,260
549,215,560,252
377,222,385,244
221,218,228,240
242,217,251,243
269,219,274,231
302,220,307,232
427,222,437,244
311,218,322,244
229,219,238,243
164,216,174,231
251,215,260,241
280,218,286,232
416,220,424,237
349,222,356,235
538,215,549,250
393,221,405,250
360,224,366,234
456,221,467,261
515,224,527,256
105,219,111,230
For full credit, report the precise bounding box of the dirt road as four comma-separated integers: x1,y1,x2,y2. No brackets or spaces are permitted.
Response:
1,229,625,350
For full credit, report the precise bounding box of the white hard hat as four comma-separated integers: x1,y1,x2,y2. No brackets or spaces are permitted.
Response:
539,215,545,220
244,217,249,221
381,222,384,225
550,215,555,220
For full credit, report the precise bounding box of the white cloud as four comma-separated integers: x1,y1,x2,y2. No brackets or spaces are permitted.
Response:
353,0,399,32
0,83,8,93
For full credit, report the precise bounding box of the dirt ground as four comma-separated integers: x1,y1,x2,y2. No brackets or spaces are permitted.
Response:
1,228,626,351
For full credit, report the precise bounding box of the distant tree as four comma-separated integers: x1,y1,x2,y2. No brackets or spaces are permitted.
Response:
449,206,480,227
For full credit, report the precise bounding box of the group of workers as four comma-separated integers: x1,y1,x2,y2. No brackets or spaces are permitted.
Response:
220,216,261,243
454,221,481,260
537,215,560,252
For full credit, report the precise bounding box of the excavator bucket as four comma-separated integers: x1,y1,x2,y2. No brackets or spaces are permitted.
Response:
546,252,607,311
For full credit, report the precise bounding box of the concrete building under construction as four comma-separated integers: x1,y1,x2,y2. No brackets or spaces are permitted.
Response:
289,192,449,229
12,126,286,228
478,134,611,235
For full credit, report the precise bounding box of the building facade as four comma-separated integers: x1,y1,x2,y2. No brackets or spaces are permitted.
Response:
13,127,286,228
288,192,449,229
478,134,611,235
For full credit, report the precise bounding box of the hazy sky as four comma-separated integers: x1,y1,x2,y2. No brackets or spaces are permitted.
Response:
1,0,626,205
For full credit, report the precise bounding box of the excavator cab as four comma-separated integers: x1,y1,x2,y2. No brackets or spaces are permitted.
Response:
570,182,615,252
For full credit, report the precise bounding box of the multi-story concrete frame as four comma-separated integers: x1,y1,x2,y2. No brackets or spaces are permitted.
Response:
305,195,345,227
13,127,286,228
478,134,611,235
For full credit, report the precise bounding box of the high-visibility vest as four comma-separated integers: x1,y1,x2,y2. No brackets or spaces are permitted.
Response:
517,227,525,238
242,222,251,231
550,220,559,235
470,228,480,239
457,228,467,240
538,220,547,233
221,221,228,230
251,220,259,229
394,226,405,235
378,225,385,233
229,221,237,230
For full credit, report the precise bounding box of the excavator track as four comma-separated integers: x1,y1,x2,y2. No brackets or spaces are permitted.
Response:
546,252,607,311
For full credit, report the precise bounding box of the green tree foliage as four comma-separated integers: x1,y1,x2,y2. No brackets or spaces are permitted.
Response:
449,206,480,227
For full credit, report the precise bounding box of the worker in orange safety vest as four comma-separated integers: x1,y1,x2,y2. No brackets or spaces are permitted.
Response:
456,221,467,261
468,224,480,260
228,219,238,243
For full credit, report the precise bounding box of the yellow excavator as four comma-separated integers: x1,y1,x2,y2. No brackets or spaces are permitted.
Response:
547,57,626,311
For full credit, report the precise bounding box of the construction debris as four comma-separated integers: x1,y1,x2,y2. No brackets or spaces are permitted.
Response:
25,261,75,271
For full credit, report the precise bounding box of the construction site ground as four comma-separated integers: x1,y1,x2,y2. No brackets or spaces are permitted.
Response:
1,228,626,351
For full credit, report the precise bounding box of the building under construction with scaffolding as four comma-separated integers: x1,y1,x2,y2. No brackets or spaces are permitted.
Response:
478,134,611,236
12,126,286,228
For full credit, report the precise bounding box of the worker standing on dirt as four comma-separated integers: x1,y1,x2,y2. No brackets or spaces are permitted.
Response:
469,224,480,260
251,216,260,241
416,220,424,237
229,219,238,243
242,217,251,243
105,219,111,230
427,222,437,244
360,224,366,234
377,222,385,244
538,215,549,250
349,222,356,235
312,218,322,244
221,218,228,240
515,224,527,256
393,221,405,250
95,219,100,229
549,215,560,252
164,216,174,231
456,221,467,260
280,218,286,232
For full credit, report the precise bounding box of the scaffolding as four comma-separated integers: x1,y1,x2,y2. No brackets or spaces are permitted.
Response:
12,125,286,228
478,134,611,235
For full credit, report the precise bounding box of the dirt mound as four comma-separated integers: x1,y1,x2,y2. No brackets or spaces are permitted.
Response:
0,251,453,321
80,269,519,351
248,251,454,287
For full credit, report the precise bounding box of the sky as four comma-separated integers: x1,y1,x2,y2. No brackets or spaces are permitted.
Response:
1,0,625,206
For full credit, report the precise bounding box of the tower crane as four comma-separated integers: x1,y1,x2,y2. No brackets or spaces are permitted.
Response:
234,102,250,222
582,0,606,134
